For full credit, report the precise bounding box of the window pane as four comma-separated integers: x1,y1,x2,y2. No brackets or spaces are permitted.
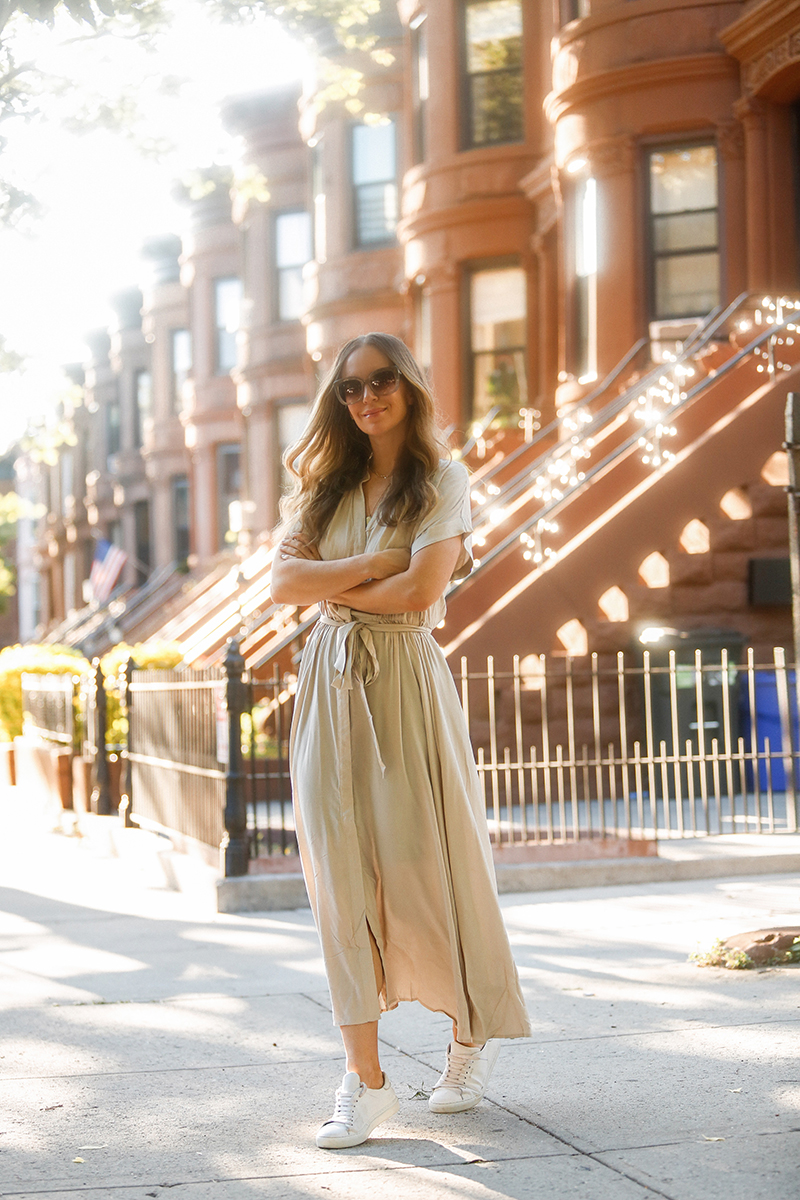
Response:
474,350,527,420
279,266,306,321
135,370,152,448
313,142,327,262
107,398,120,458
215,278,242,330
171,329,192,410
471,268,526,350
468,71,523,145
355,181,398,244
215,278,242,373
172,475,190,563
654,252,719,319
650,146,717,215
276,211,312,268
466,0,523,72
136,370,152,419
217,444,241,549
653,210,717,253
471,266,527,420
352,122,396,186
277,402,310,490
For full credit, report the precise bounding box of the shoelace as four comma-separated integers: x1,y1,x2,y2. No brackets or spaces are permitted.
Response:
437,1050,477,1092
330,1082,366,1129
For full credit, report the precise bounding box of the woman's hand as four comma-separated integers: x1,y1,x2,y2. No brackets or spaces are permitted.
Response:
279,535,321,562
369,548,411,579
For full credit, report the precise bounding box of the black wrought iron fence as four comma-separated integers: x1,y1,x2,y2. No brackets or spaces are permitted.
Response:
122,647,299,867
245,666,297,860
126,665,227,851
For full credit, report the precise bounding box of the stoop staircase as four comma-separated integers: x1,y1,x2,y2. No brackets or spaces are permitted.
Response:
440,292,800,665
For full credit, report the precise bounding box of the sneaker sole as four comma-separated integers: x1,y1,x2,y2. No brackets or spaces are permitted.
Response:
315,1095,400,1149
428,1093,483,1113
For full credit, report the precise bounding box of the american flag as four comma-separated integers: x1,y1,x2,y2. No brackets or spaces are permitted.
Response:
89,539,128,604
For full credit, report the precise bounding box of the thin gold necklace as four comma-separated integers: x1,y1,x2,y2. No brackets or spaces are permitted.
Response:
371,467,393,480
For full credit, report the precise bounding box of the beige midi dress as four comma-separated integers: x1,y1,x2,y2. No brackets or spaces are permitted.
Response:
289,459,531,1043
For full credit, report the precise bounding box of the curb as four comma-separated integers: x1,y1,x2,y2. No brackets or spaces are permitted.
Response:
215,851,800,912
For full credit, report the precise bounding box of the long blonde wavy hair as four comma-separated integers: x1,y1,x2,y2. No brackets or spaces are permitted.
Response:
280,333,448,544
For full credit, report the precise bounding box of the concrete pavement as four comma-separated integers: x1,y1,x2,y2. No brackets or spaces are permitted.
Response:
1,789,799,1200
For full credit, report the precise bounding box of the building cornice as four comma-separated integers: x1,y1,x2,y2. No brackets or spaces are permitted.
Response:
545,53,737,122
719,0,800,58
719,0,800,94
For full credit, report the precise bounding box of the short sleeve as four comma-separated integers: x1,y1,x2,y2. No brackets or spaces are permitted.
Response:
411,460,474,581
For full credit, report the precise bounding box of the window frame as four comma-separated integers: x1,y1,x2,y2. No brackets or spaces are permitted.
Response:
349,118,399,250
275,397,311,495
464,256,529,424
273,209,313,323
171,474,190,565
564,172,598,383
644,138,721,324
213,277,242,376
133,368,152,450
133,498,151,585
459,0,525,151
106,390,121,464
216,441,241,551
411,13,429,165
170,328,192,413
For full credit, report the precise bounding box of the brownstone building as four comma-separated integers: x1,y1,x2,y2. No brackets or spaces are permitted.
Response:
19,0,800,672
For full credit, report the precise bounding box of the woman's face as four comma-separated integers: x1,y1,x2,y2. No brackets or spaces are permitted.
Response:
339,343,411,443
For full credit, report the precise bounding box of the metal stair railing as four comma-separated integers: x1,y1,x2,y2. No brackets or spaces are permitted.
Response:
457,303,800,585
468,294,750,524
465,296,743,500
465,336,650,491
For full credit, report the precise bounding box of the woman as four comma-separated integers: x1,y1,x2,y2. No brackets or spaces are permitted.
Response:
270,333,530,1150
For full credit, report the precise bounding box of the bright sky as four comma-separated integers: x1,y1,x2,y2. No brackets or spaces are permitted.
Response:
0,1,309,453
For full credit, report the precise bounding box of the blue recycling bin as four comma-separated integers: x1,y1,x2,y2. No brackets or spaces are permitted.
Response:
740,670,799,792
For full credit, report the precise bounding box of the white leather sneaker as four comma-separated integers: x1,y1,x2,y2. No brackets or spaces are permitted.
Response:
428,1040,500,1113
316,1071,400,1149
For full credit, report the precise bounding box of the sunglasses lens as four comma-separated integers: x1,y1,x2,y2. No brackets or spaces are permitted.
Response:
371,368,399,395
336,378,361,404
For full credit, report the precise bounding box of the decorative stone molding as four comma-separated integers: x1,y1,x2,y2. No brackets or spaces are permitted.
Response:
733,94,769,123
720,0,800,97
716,120,745,161
744,30,800,92
587,135,637,178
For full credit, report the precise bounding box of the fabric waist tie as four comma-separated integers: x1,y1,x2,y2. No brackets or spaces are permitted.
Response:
317,615,433,812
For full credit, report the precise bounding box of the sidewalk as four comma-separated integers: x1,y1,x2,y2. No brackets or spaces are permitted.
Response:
0,790,798,1200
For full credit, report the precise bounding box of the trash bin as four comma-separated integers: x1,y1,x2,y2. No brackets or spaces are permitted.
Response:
739,670,799,793
641,628,744,801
